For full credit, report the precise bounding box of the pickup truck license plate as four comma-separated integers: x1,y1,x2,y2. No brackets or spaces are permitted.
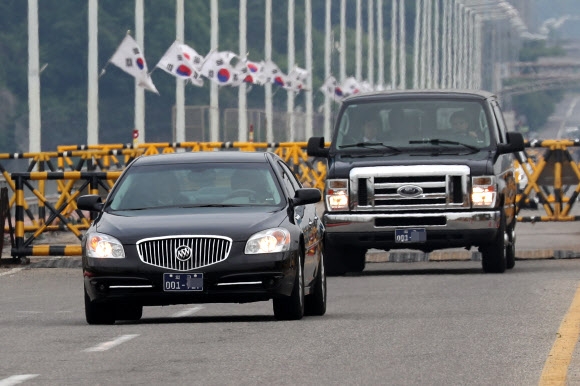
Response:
163,273,203,292
395,228,426,243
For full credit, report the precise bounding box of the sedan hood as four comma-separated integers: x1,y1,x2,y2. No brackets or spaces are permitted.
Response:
94,207,288,243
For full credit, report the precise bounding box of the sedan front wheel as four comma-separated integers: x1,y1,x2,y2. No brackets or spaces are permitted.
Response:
273,252,304,320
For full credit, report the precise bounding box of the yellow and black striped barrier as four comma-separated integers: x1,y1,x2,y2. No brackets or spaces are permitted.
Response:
9,171,121,259
517,139,580,222
1,140,579,261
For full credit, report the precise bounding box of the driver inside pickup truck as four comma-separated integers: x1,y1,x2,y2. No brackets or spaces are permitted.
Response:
362,120,379,142
450,110,481,141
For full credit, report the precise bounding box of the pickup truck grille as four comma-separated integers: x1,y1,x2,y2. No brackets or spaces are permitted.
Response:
351,165,470,210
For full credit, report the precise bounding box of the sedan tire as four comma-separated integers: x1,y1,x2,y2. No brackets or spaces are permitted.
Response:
273,253,304,320
305,251,327,316
84,287,116,325
115,304,143,322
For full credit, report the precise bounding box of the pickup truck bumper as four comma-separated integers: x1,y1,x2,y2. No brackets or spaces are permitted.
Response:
324,210,500,250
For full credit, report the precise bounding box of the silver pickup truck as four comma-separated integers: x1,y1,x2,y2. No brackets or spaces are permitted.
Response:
307,89,525,275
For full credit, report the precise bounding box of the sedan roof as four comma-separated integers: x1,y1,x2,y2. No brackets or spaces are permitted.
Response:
132,151,272,166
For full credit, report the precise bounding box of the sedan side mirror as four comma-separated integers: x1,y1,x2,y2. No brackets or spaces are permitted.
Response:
77,194,104,212
291,188,322,206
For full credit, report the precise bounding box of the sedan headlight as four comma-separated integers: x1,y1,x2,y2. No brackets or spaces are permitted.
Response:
85,232,125,258
471,176,496,208
245,228,290,254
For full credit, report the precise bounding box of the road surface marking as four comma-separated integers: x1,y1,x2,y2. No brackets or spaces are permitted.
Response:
539,284,580,385
0,374,39,386
84,334,139,352
0,268,25,277
172,306,203,318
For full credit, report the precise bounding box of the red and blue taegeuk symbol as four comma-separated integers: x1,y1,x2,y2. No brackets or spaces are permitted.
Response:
176,65,192,77
247,63,259,73
274,76,285,87
244,75,254,83
136,58,145,70
335,87,343,97
217,68,230,83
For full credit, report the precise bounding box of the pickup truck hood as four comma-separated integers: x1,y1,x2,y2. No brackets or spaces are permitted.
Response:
328,150,494,177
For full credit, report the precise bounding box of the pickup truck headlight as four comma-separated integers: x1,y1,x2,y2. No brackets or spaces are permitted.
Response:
325,179,349,211
85,232,125,258
471,176,496,207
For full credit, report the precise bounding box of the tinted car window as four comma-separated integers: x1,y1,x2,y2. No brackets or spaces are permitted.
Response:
108,162,284,210
335,99,490,148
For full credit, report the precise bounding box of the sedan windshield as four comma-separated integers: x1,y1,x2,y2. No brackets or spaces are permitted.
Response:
335,99,492,150
108,162,284,210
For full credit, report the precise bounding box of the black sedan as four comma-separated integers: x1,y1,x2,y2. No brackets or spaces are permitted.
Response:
77,151,325,324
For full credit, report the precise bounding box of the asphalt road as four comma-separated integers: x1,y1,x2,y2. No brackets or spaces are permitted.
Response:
1,260,580,385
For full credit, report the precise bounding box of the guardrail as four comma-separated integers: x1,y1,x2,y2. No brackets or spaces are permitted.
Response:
0,140,578,262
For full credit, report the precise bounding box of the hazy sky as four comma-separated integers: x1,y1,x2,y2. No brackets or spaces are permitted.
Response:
533,0,580,38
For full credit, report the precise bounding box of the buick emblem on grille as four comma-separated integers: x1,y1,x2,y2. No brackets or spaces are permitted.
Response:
175,245,193,261
397,185,423,197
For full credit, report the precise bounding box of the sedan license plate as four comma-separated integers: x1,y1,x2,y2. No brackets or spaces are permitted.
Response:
395,228,426,243
163,273,203,292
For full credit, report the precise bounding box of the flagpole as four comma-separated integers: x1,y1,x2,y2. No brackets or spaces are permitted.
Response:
304,0,313,139
175,0,185,144
87,0,99,145
28,0,41,153
287,0,295,142
323,0,331,140
367,0,374,87
264,0,273,143
210,0,219,141
135,0,145,143
238,0,248,142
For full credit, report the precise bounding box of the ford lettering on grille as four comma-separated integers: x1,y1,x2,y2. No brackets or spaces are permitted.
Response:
397,185,423,197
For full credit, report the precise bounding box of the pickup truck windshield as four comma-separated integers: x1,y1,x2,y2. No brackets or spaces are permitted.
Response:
335,99,491,150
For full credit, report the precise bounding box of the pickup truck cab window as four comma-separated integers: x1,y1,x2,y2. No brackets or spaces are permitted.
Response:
335,99,491,149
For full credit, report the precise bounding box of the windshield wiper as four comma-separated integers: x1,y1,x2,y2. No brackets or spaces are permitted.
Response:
339,142,402,153
409,138,479,152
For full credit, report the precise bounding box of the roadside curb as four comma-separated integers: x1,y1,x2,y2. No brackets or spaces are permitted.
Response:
366,249,580,263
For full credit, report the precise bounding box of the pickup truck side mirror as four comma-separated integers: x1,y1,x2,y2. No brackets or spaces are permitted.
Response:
497,132,525,155
307,137,329,158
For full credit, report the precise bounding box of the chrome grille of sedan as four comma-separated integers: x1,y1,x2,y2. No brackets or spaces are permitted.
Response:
137,235,232,271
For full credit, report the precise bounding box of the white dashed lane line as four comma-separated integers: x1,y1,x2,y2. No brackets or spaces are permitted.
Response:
83,334,140,352
171,306,204,318
0,374,39,386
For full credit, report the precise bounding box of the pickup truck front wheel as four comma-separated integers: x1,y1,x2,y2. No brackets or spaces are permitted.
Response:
480,213,507,273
